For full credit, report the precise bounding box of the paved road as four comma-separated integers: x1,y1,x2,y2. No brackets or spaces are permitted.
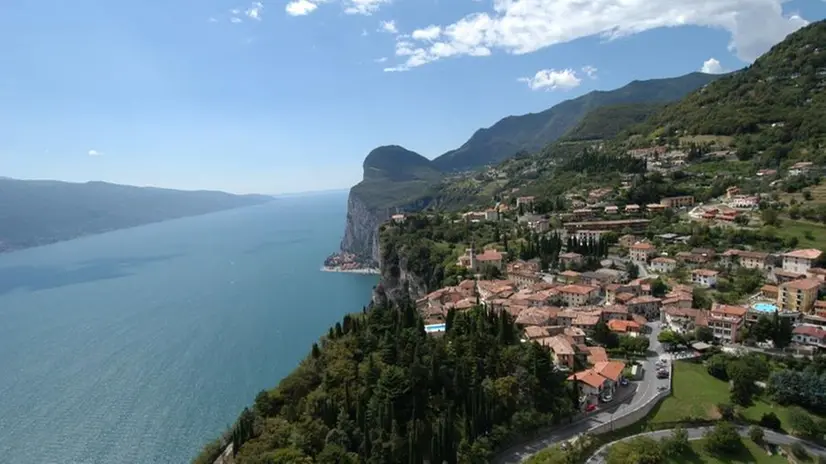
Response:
493,322,670,463
586,425,826,463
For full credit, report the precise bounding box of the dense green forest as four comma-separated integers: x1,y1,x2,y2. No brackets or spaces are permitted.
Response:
636,21,826,167
195,303,574,464
563,103,664,141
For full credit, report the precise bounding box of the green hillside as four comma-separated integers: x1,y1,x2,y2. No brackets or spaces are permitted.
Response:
563,103,665,141
431,72,721,172
638,20,826,167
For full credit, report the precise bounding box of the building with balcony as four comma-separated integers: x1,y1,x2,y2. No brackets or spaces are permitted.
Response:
777,278,821,313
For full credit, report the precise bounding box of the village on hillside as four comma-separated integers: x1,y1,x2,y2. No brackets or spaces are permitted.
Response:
383,152,826,414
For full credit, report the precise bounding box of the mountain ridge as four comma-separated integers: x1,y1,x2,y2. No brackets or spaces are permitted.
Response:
0,177,272,252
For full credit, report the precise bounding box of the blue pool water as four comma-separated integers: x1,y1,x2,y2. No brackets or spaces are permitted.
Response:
424,323,446,333
753,302,778,313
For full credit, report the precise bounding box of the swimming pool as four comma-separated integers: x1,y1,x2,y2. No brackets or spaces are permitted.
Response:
424,323,446,333
752,302,778,313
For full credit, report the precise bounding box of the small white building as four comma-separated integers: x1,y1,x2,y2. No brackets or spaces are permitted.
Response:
691,269,719,288
649,257,677,274
783,249,823,275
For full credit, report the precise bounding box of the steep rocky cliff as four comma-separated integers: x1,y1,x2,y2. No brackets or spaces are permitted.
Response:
339,190,386,265
338,146,442,265
372,225,430,307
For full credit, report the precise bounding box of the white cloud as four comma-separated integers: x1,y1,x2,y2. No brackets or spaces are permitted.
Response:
379,20,398,34
286,0,318,16
582,65,598,79
518,68,582,91
88,149,103,156
285,0,389,16
385,0,809,71
344,0,391,15
412,25,441,41
374,57,388,63
208,17,219,23
230,16,243,23
245,1,264,20
700,57,726,74
362,29,369,36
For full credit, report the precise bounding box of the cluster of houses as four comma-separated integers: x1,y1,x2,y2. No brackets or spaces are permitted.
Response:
416,238,825,404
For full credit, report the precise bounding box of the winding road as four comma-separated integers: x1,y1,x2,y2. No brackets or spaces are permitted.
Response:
586,425,826,463
493,322,670,463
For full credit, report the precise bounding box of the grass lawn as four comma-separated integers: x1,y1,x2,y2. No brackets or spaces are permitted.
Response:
650,361,729,423
650,361,806,431
772,219,826,249
665,439,786,463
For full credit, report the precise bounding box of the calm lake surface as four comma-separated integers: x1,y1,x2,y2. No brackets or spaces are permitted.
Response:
0,192,377,464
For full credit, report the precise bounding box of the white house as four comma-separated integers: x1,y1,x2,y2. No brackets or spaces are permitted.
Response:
691,269,719,288
783,249,823,274
650,257,677,274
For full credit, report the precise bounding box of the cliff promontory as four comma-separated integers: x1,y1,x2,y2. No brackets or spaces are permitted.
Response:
338,146,442,265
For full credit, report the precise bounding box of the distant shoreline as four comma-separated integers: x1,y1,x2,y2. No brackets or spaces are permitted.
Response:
321,266,380,275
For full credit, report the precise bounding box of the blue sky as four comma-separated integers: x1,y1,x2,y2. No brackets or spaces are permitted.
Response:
1,0,823,194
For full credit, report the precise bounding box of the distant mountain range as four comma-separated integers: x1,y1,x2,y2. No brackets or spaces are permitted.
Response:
431,72,722,172
0,178,272,252
338,71,723,262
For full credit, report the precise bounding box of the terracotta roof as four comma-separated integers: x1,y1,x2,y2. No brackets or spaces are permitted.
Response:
712,303,747,318
616,292,636,303
631,242,655,250
560,284,598,295
784,249,823,260
602,305,628,314
761,284,778,293
775,270,806,279
607,319,641,333
516,307,556,326
794,325,826,339
782,278,821,291
632,314,649,326
605,283,621,291
565,327,586,339
628,295,662,305
523,326,550,340
692,269,719,277
586,346,608,364
542,335,575,356
739,251,769,260
722,249,740,257
652,257,676,264
560,270,581,277
574,314,600,327
662,295,692,305
809,268,826,276
476,249,504,261
593,361,626,382
568,370,607,389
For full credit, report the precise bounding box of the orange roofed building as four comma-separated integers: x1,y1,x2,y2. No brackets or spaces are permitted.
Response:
568,360,626,406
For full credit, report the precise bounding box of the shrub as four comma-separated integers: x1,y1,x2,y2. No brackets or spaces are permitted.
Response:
704,422,742,455
749,426,764,444
717,403,735,421
759,412,782,430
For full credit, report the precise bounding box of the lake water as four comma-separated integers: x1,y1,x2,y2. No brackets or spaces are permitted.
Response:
0,192,377,464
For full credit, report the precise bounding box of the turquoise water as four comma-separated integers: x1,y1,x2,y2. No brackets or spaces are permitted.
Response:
753,302,778,313
0,193,377,464
424,323,446,333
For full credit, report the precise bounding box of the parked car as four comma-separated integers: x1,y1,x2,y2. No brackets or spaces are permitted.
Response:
585,403,597,412
620,378,629,386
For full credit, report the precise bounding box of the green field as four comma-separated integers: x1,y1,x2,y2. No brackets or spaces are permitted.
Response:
666,439,786,464
774,218,826,249
650,362,804,432
780,183,826,206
